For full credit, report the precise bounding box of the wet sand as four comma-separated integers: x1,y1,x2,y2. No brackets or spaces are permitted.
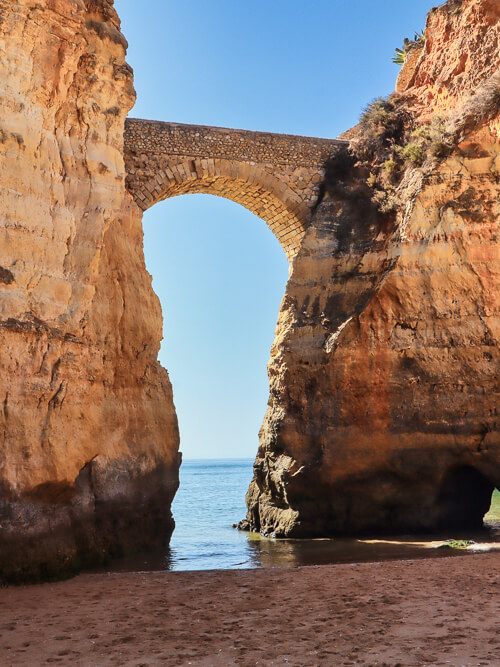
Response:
0,553,498,666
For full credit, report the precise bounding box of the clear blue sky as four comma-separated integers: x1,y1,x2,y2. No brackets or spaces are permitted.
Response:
115,0,438,459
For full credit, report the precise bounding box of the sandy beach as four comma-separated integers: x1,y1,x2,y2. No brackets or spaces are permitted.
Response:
0,553,498,666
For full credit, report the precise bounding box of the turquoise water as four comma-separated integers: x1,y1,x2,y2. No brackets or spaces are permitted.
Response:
169,458,254,570
101,459,500,573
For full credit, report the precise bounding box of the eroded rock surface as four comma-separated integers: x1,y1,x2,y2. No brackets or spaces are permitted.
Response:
244,0,500,537
0,0,179,582
0,0,498,582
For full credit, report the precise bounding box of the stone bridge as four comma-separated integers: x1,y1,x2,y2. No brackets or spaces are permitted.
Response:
124,119,347,260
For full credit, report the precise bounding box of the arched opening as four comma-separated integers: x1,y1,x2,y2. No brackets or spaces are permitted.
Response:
133,157,310,261
142,192,289,568
437,466,496,531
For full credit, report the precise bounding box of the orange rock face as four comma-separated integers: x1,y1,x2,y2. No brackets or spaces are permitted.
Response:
0,0,179,582
405,0,500,116
0,0,498,581
244,0,500,537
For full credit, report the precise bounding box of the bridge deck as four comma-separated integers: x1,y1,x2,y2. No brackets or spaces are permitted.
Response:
125,118,348,168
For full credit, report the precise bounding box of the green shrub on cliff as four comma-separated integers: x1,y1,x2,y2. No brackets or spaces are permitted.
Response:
397,116,449,166
398,141,425,166
392,38,412,66
355,95,408,211
357,96,407,165
392,30,426,66
354,96,451,212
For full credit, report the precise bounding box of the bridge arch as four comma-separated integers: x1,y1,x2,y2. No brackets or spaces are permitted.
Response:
124,118,348,262
135,158,310,260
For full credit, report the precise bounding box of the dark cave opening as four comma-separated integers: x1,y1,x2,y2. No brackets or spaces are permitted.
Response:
437,466,495,530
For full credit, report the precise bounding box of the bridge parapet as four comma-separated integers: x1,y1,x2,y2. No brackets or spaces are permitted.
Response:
124,119,347,260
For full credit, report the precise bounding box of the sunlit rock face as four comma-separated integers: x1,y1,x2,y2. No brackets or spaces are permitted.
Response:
244,0,500,537
0,0,180,582
400,0,500,117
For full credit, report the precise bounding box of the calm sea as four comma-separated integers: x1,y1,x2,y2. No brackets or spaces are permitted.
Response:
100,458,500,574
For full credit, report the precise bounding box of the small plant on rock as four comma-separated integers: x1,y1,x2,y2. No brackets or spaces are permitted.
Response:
397,115,450,166
380,157,398,186
393,38,412,66
357,96,407,164
438,539,476,550
398,141,425,166
392,30,426,67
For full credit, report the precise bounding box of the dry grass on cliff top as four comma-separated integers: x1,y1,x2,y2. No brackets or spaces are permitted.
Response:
345,72,500,216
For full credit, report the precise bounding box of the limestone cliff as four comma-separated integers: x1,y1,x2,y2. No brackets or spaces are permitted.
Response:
244,0,500,537
0,0,179,582
1,0,498,582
